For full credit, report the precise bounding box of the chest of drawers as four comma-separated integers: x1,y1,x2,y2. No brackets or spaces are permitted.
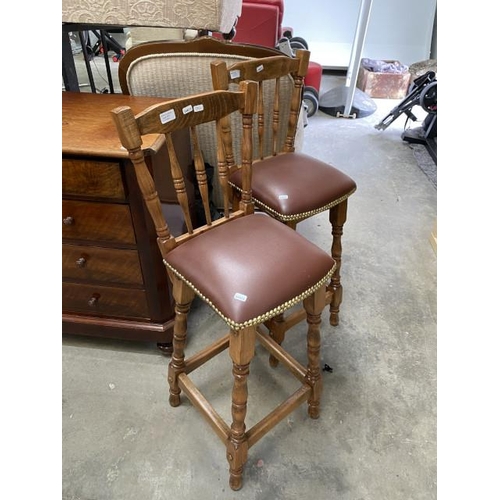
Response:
62,92,193,353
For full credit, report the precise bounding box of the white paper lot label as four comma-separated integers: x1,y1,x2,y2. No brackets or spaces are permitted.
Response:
160,109,176,124
233,293,247,302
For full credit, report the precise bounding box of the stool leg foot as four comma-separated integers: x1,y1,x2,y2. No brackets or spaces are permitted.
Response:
168,394,181,407
304,288,324,419
228,462,245,491
269,356,280,368
328,201,348,326
167,275,195,407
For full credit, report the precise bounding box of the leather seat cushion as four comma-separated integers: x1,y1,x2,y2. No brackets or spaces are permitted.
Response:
165,213,335,328
230,152,357,219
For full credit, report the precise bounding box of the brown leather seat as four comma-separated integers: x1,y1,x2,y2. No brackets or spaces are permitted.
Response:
166,213,334,326
231,151,356,219
111,78,336,491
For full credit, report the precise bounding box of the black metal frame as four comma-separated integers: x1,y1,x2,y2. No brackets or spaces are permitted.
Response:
62,23,125,93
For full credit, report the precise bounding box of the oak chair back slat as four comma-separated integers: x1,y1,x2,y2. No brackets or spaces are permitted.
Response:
165,133,193,233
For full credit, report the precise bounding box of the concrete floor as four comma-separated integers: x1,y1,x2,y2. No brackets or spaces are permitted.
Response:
62,51,437,500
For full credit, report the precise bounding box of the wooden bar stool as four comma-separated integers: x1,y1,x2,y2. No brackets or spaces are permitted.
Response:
210,52,356,364
111,80,336,490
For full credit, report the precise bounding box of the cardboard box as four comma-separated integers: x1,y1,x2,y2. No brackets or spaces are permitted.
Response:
356,61,411,99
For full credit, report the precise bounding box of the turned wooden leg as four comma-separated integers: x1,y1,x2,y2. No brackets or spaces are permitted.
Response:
226,326,255,491
304,288,324,419
265,220,298,367
266,313,286,367
327,200,348,326
167,272,195,407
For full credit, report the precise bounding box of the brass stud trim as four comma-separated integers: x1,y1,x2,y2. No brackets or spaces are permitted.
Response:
229,184,357,222
163,260,336,331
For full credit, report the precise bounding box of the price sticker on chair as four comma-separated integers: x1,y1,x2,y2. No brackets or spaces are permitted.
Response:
256,65,264,73
160,109,176,124
194,104,204,112
182,105,193,114
230,69,240,80
233,293,247,302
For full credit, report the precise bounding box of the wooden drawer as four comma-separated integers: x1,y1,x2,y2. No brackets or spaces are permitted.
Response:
62,282,149,319
62,159,126,200
62,244,143,285
62,200,136,244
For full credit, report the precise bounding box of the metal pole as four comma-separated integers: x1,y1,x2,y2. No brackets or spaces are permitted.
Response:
344,0,373,117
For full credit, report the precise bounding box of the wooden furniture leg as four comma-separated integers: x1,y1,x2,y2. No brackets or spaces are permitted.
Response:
227,326,256,491
157,342,174,355
265,219,298,366
304,287,324,419
167,273,195,407
327,199,348,326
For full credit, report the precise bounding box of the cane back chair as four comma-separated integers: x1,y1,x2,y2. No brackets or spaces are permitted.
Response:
111,80,336,490
210,50,357,345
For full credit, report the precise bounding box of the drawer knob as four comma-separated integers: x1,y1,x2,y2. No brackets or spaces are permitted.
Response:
88,293,100,307
76,256,87,268
63,216,74,225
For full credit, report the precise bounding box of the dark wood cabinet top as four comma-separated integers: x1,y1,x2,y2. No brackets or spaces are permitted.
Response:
62,91,171,158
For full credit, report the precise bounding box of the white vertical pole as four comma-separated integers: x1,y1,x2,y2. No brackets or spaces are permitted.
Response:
344,0,374,117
